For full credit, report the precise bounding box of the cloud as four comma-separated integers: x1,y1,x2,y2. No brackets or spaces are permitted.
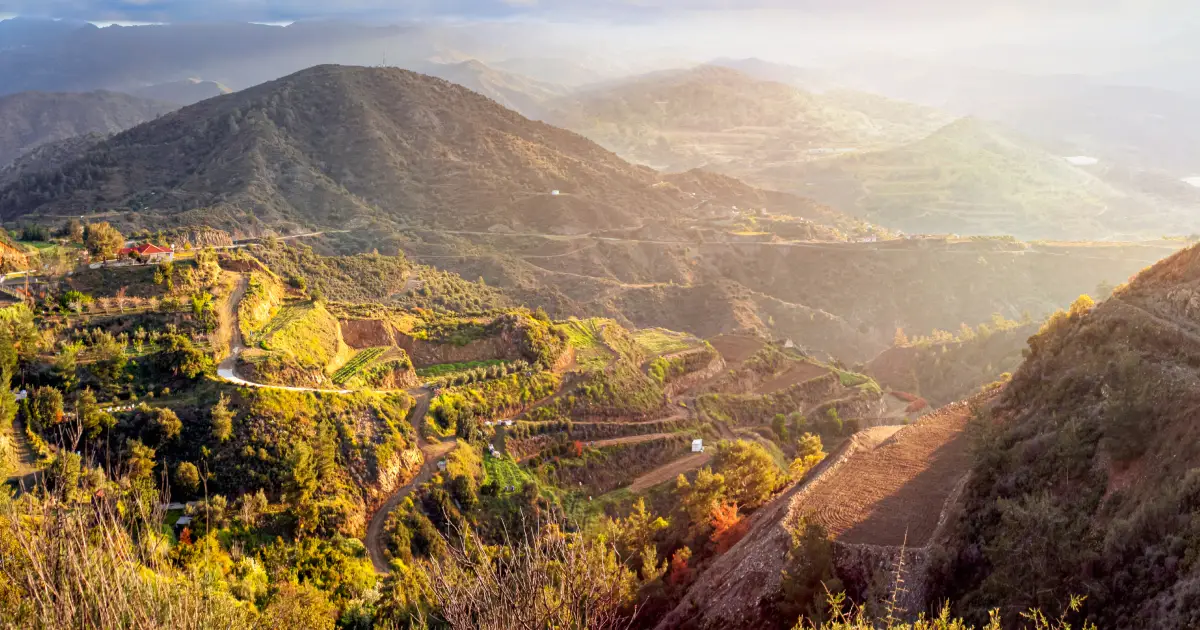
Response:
0,0,1189,23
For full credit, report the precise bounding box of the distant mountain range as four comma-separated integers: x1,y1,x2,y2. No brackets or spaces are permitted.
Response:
0,65,863,238
127,79,233,106
0,90,177,168
784,117,1177,240
544,65,950,173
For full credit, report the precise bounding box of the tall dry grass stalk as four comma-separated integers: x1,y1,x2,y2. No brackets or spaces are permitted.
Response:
0,490,253,629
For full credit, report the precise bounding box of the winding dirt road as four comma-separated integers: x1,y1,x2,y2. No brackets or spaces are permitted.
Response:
215,274,351,394
365,389,457,573
216,271,446,573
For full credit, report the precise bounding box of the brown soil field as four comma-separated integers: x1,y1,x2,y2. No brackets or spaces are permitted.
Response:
628,452,713,493
793,401,972,546
588,432,676,449
707,334,767,366
754,361,831,395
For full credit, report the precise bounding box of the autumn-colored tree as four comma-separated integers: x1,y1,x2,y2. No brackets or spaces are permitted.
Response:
573,440,583,457
676,467,727,541
1069,294,1095,318
710,502,748,554
667,546,693,587
789,432,826,481
713,439,784,509
893,327,909,347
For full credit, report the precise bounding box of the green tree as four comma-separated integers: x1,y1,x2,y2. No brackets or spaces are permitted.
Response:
83,222,124,260
210,393,234,442
27,386,64,431
152,407,182,443
87,332,128,396
125,439,157,482
76,388,115,439
676,467,728,541
284,443,320,535
261,583,338,630
713,440,783,510
54,342,81,390
48,451,82,501
175,461,201,496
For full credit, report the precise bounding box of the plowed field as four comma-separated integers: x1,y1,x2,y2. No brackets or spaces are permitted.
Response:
793,401,972,546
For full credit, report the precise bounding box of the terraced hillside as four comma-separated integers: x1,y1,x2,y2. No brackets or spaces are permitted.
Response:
658,398,980,630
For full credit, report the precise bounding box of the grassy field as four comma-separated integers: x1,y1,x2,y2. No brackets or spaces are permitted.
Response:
417,359,508,379
258,300,344,369
559,318,615,371
632,327,702,356
332,347,387,384
483,452,535,494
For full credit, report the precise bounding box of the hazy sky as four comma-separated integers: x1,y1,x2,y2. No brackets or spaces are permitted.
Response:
0,0,1190,23
1,0,1195,78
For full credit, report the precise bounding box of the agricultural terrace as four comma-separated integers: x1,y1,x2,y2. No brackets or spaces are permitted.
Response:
633,327,703,356
558,318,615,371
331,347,395,387
426,371,561,439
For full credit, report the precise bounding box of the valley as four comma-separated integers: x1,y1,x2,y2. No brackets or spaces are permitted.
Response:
0,12,1198,629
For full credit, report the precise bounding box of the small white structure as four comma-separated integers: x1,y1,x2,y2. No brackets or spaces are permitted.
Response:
551,190,561,196
436,460,447,472
13,390,27,401
692,439,704,453
782,339,795,350
502,420,514,427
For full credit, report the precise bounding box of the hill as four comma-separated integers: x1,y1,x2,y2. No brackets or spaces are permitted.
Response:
0,90,177,167
420,60,567,119
928,242,1200,627
785,117,1175,240
0,65,862,238
545,65,947,173
127,78,233,105
383,227,1177,362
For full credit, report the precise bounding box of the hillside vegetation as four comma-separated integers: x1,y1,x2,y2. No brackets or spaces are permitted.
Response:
0,90,177,167
930,243,1200,627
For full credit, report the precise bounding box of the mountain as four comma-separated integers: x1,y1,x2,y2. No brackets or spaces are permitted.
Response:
545,65,950,173
0,65,861,238
0,132,108,188
928,243,1200,627
418,60,567,119
709,57,837,92
0,90,178,168
835,59,1200,176
785,117,1184,239
127,79,233,106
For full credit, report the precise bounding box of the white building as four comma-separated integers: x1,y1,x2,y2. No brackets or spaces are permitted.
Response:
692,439,704,453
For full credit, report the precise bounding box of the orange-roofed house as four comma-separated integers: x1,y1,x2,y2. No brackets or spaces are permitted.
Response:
118,243,174,264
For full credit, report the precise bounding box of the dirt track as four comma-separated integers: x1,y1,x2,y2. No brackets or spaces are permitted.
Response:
754,361,830,395
629,452,712,492
365,389,457,574
794,403,972,546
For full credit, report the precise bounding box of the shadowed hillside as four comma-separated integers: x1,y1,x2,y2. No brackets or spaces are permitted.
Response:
0,90,177,167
